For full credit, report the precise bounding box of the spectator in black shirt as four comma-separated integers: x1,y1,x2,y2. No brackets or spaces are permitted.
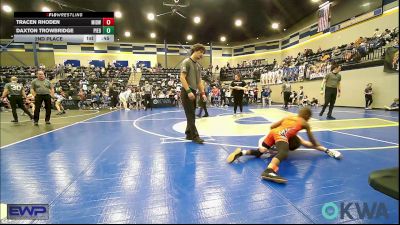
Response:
230,73,247,115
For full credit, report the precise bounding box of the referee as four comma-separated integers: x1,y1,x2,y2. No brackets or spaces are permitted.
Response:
1,76,33,123
31,70,55,125
180,43,207,144
281,78,291,109
143,81,153,111
319,63,342,120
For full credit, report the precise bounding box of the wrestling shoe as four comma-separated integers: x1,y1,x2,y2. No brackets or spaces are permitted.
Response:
226,148,242,163
261,168,287,183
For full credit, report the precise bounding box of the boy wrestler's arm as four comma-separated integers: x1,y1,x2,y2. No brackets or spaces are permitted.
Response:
303,121,318,146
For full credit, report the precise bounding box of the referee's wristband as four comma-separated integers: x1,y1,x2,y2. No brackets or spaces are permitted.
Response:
186,89,192,94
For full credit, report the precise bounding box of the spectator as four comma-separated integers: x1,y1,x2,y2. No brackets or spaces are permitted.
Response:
254,87,258,104
373,28,380,38
196,81,209,118
384,98,399,111
364,83,373,110
298,86,304,106
54,91,66,115
262,86,272,107
310,97,319,108
301,95,310,107
119,87,132,111
78,89,86,109
319,63,341,120
211,86,220,107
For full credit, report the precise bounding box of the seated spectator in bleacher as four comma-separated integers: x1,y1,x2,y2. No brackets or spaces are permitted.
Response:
25,93,35,114
310,97,319,108
215,65,219,73
331,47,343,63
321,53,330,62
168,79,175,87
301,95,310,107
136,90,144,110
78,89,86,109
211,86,220,107
384,98,399,111
91,91,101,110
382,29,392,43
354,36,364,47
55,81,62,93
289,91,297,106
93,84,101,95
81,79,89,92
158,91,166,98
357,38,368,57
261,86,272,107
54,91,66,115
393,50,399,71
373,28,380,38
128,92,136,109
248,89,254,104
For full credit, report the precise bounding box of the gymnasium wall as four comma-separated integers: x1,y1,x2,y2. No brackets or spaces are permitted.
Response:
0,52,55,67
0,41,231,68
53,52,157,69
156,54,211,69
212,57,232,69
266,66,399,109
1,52,35,66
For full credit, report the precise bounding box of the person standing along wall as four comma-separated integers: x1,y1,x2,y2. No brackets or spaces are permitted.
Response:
319,63,342,120
364,83,373,110
281,78,291,110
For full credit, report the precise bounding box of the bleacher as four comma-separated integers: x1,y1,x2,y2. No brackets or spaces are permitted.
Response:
0,66,56,84
257,27,398,85
220,64,275,81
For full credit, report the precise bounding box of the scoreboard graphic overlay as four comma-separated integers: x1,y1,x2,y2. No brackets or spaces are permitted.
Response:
14,12,114,43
